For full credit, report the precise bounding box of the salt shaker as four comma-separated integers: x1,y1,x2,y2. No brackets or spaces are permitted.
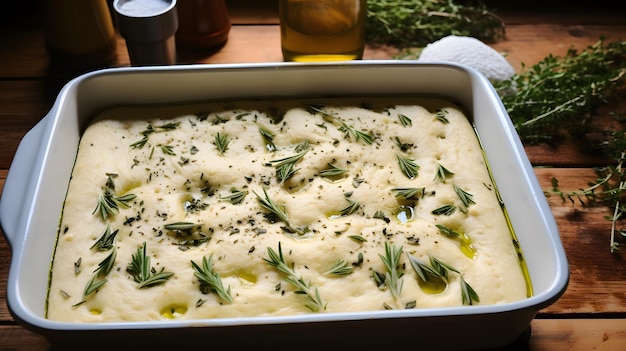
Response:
175,0,231,50
43,0,117,71
113,0,179,66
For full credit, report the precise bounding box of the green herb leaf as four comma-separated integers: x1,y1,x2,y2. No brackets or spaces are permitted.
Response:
164,222,197,231
339,122,374,145
398,113,412,127
432,204,456,216
319,163,347,178
90,225,118,251
461,275,480,305
435,109,450,124
378,242,404,299
126,242,174,288
191,255,233,303
325,259,354,276
215,132,230,154
454,184,476,208
220,188,248,205
264,242,325,312
396,154,420,179
392,187,425,200
434,162,454,183
270,140,310,182
259,127,276,152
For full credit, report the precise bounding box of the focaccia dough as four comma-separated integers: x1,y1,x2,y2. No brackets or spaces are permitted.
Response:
47,97,528,322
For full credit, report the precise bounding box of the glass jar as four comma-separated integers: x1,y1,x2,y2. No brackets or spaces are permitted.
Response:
279,0,366,62
175,0,231,50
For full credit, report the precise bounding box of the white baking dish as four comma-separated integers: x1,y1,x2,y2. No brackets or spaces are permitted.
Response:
0,61,568,350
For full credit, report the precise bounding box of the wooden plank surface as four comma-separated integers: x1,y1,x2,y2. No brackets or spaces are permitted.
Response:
1,3,626,350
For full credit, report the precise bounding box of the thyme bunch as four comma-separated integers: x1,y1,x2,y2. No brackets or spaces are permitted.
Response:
496,39,626,253
365,0,504,48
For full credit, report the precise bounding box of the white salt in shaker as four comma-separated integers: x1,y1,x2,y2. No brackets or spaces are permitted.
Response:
113,0,179,66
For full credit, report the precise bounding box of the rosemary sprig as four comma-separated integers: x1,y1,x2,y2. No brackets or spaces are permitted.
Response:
94,247,117,278
337,200,361,217
254,188,290,226
82,275,107,299
164,222,197,231
432,204,456,216
435,109,450,124
264,242,325,312
253,188,308,234
219,188,248,205
454,184,476,208
396,154,420,179
378,242,404,298
461,275,480,305
93,174,137,220
398,113,412,127
130,122,180,149
325,259,354,276
407,254,479,305
258,126,276,152
319,163,347,178
214,132,230,154
126,242,174,288
269,140,310,182
159,144,175,156
90,225,118,251
435,162,454,183
191,255,233,303
339,122,374,145
392,187,425,200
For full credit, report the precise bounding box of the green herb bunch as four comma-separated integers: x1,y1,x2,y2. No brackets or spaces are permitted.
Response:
494,39,626,253
365,0,504,48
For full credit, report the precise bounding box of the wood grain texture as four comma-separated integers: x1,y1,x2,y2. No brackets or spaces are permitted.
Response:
1,5,625,350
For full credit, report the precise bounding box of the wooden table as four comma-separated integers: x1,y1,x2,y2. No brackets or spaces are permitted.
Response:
1,2,626,350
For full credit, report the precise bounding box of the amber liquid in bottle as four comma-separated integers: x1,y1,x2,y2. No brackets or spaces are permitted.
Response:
279,0,366,62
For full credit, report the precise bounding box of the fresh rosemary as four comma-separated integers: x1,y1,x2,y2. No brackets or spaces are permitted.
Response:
407,254,479,305
94,248,117,278
398,113,412,127
378,242,404,299
396,154,420,179
164,222,197,231
435,162,454,183
319,163,347,178
269,140,310,182
454,184,476,208
339,122,374,145
214,132,230,154
337,199,361,217
392,187,425,200
325,259,354,276
258,126,276,152
93,174,137,221
126,242,174,288
219,188,248,205
130,122,180,149
432,204,456,216
264,242,326,312
253,188,308,234
90,225,118,251
191,255,233,303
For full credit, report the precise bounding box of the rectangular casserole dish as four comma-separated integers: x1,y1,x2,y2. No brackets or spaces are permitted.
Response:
0,61,568,350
